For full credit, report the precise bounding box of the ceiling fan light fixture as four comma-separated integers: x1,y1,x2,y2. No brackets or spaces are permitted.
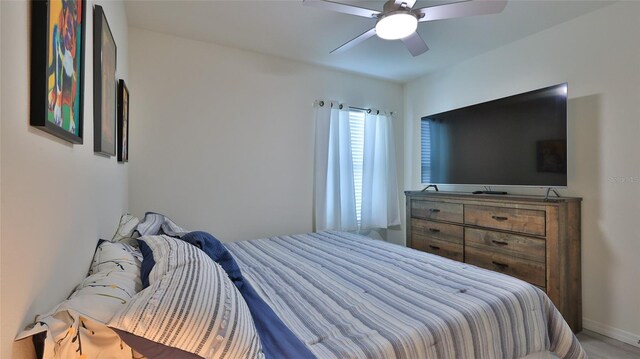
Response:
375,12,418,40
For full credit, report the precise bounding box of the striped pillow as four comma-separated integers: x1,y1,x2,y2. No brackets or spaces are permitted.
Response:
109,235,264,359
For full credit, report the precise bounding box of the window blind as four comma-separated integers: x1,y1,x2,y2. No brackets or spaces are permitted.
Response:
349,110,366,224
421,119,431,184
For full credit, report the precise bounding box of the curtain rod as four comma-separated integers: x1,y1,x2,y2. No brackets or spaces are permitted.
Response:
317,101,394,116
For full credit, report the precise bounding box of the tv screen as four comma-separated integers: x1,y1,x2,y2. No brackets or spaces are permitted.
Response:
421,83,568,187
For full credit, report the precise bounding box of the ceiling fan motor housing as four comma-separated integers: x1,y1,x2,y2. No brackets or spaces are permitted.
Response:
383,0,411,13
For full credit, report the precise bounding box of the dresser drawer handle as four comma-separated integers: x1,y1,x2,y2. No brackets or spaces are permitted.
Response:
492,261,509,269
428,245,441,250
492,240,509,246
429,208,441,213
491,215,509,221
428,228,441,233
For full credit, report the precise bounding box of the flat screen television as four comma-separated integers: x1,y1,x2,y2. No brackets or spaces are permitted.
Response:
421,83,568,187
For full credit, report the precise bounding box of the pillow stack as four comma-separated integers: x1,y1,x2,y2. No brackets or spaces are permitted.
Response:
109,235,265,359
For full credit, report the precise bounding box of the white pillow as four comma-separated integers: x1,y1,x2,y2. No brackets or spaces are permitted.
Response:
111,214,140,245
109,235,264,359
90,239,142,275
25,241,144,359
32,313,141,359
52,241,143,323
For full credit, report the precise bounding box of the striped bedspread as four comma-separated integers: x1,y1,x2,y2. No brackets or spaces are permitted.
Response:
225,231,586,359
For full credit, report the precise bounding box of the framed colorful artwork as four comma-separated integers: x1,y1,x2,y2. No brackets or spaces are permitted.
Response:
30,0,87,144
117,80,129,163
93,5,117,156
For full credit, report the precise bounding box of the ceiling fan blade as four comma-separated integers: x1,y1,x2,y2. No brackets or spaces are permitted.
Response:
303,0,380,18
416,0,507,22
331,27,377,54
401,32,429,56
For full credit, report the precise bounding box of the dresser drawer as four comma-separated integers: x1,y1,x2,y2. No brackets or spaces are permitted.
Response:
411,219,463,244
464,205,546,236
412,200,463,223
465,246,546,287
465,228,546,262
412,235,463,262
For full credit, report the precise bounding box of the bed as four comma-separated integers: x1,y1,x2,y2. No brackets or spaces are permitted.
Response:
19,214,585,359
225,231,585,359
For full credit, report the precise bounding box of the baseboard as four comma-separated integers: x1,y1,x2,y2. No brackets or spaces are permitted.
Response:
583,317,640,349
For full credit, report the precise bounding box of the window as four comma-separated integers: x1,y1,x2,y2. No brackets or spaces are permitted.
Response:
349,110,366,224
421,119,431,184
313,103,400,232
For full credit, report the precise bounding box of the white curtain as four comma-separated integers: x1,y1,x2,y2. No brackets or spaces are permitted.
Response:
314,101,358,231
360,111,401,229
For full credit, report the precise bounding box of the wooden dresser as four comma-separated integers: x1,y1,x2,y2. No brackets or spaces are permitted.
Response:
405,191,582,332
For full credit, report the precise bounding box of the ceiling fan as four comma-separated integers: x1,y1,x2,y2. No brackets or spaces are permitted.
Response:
303,0,507,56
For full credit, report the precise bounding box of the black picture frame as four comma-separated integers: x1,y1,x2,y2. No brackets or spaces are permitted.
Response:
537,140,567,174
30,0,86,144
93,5,117,156
117,80,129,163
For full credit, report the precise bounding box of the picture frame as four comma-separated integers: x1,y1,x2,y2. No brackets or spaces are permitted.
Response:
30,0,87,144
93,5,117,156
536,140,567,174
117,80,129,163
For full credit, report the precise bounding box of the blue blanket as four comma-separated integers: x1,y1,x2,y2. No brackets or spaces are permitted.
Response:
181,231,244,287
180,231,316,359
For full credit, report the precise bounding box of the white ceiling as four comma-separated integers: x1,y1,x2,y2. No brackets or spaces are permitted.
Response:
125,0,612,83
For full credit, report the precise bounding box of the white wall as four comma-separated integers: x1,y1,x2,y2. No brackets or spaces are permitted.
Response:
127,28,404,245
0,1,129,357
404,2,640,346
0,1,3,355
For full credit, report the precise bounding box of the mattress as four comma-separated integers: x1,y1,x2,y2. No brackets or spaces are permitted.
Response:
226,231,585,359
